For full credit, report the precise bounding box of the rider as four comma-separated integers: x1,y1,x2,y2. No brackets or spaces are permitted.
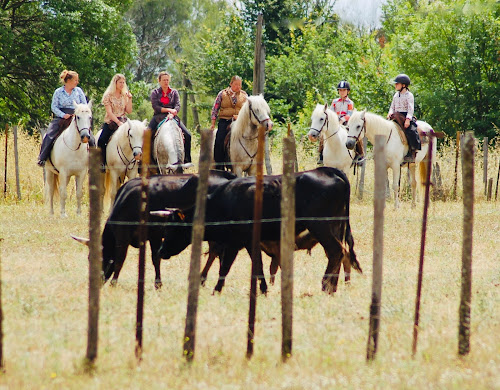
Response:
387,73,421,163
98,74,133,171
210,76,248,170
148,71,191,169
37,70,94,167
318,80,363,166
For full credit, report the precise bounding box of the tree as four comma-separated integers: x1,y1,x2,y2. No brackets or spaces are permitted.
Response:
0,0,136,129
125,0,193,82
382,0,499,138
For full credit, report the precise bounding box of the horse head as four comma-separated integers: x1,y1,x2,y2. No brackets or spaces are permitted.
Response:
247,95,273,131
127,119,147,160
73,100,93,143
345,110,366,150
308,103,338,142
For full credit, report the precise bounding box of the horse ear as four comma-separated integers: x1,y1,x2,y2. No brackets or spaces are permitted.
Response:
142,119,148,127
73,100,78,109
87,100,93,110
360,110,366,120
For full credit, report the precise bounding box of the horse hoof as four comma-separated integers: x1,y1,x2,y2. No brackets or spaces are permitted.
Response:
155,281,163,289
110,280,117,287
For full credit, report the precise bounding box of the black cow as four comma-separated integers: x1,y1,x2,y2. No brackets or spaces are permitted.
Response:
153,167,362,294
73,170,236,288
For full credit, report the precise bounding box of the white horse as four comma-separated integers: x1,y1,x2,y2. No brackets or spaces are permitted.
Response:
308,104,354,173
99,119,147,203
44,101,92,217
345,110,437,208
154,119,193,174
229,94,273,177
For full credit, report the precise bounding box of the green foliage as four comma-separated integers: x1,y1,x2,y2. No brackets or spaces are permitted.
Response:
0,0,136,131
125,0,193,82
382,0,499,138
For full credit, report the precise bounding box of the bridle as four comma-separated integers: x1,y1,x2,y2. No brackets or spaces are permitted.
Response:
310,109,339,141
346,116,366,143
116,119,142,169
244,100,271,140
63,113,92,151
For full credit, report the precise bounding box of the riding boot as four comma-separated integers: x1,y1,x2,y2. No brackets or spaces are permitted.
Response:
37,119,60,166
353,138,365,166
317,137,324,166
100,147,107,172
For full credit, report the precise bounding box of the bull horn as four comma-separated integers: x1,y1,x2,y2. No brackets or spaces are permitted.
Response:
71,234,90,246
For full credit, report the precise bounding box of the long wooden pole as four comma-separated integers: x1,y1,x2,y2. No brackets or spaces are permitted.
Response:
458,131,474,356
483,137,488,196
86,148,102,366
495,157,499,201
0,238,4,371
3,125,8,197
247,123,265,359
183,129,213,361
367,135,386,361
412,136,434,357
13,126,21,200
453,131,460,200
281,136,296,361
135,131,151,361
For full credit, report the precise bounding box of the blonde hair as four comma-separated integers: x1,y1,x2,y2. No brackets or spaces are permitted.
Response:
59,70,79,84
102,74,129,103
230,75,242,85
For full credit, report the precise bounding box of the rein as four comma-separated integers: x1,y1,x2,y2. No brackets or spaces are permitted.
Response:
62,116,89,151
116,123,140,171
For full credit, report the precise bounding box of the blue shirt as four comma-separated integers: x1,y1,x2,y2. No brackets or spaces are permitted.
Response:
51,86,87,118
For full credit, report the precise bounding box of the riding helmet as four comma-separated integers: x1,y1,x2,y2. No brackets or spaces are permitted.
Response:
337,80,350,90
393,74,411,85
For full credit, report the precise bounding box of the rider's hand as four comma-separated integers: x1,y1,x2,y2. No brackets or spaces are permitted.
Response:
63,114,71,119
404,118,410,128
210,124,215,130
167,113,174,120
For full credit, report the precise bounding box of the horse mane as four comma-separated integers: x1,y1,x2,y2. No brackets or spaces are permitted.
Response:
352,110,396,136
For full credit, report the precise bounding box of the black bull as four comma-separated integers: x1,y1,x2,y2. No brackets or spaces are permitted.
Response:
73,170,237,289
154,167,362,294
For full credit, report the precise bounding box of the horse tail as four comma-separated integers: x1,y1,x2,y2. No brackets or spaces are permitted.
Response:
44,169,60,201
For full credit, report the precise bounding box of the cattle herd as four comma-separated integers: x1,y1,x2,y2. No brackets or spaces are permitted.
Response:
74,166,362,295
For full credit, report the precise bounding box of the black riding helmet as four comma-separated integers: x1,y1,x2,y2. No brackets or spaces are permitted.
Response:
337,80,350,90
393,74,411,86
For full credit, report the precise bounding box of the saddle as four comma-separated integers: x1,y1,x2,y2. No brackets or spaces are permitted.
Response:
55,115,74,136
390,112,445,145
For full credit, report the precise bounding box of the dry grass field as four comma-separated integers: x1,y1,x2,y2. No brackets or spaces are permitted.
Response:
0,128,499,389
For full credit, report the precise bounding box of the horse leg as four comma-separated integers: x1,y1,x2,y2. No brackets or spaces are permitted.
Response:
392,165,401,209
45,169,56,215
409,163,417,208
75,171,86,215
58,171,70,217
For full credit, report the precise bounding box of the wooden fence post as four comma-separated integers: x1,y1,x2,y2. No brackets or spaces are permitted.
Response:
412,136,434,357
495,157,499,201
0,238,4,371
247,124,265,359
13,126,21,200
458,131,474,356
135,130,151,361
482,137,488,193
86,148,102,366
453,131,460,200
3,125,8,197
281,136,296,361
358,137,367,200
487,178,493,201
183,129,213,361
367,135,386,361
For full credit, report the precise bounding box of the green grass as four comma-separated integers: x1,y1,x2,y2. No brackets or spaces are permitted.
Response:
0,129,498,389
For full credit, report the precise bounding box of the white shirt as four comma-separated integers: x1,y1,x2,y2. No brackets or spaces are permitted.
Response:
388,90,414,119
